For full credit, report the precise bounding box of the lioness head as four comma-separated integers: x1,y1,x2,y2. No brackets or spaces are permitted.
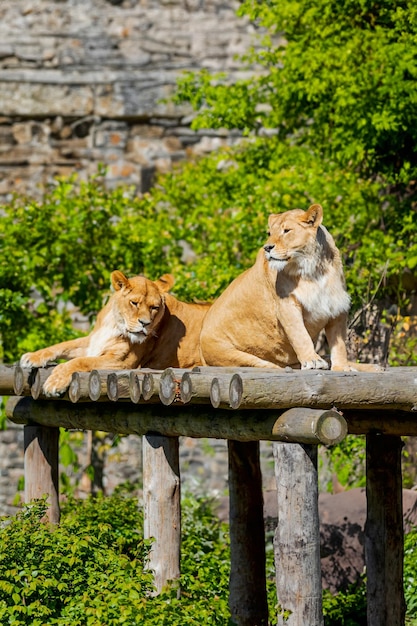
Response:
263,204,323,273
111,270,175,343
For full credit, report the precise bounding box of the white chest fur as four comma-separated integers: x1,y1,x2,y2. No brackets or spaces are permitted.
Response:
292,270,351,324
86,311,123,357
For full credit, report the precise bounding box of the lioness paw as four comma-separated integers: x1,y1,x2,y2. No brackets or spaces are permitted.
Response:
20,351,53,369
43,371,71,397
301,357,329,370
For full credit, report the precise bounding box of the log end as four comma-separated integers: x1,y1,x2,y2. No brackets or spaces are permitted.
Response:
180,372,192,404
88,370,102,401
316,410,348,446
229,374,243,409
159,368,179,406
68,372,81,403
210,377,221,408
107,372,119,402
142,373,155,401
129,371,141,403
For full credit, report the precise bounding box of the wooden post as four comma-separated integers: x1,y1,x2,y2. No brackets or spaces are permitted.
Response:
24,425,60,524
366,433,405,626
143,434,181,594
273,442,323,626
228,440,268,626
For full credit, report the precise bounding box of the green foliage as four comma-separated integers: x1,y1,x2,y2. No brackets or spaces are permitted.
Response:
4,491,417,624
0,492,254,625
404,526,417,620
326,436,367,490
174,0,417,183
323,580,367,626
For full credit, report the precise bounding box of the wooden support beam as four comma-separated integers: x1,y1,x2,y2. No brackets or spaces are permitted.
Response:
143,434,181,594
228,440,268,626
273,443,323,626
6,397,347,445
24,424,60,524
366,433,405,626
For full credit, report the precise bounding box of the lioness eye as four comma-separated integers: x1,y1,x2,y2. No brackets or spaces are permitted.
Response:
283,228,291,234
151,305,160,312
267,231,271,236
130,300,138,308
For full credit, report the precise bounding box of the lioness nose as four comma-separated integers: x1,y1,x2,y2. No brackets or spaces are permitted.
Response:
263,244,274,253
139,318,151,326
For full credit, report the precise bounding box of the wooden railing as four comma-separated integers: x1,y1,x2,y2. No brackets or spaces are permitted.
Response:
2,363,417,626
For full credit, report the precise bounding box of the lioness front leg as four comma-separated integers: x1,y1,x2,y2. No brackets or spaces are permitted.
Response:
324,315,351,371
21,337,91,369
277,299,328,370
43,355,133,397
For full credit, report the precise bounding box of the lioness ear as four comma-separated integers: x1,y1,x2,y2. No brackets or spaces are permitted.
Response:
156,273,175,293
267,214,280,229
303,204,323,228
111,270,130,291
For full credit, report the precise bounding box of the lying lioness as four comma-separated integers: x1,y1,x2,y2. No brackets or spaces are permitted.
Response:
200,204,364,370
21,271,210,396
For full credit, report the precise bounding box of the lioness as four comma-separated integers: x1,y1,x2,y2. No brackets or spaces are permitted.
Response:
21,271,211,396
200,204,360,371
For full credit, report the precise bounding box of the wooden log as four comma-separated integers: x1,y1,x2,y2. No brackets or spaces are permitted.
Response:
88,369,110,401
180,371,212,404
31,368,56,399
143,434,181,594
274,443,323,626
129,371,141,403
0,363,18,395
229,370,417,410
342,409,417,436
107,372,131,402
228,440,268,625
6,397,348,445
14,365,38,396
210,376,234,408
142,372,161,401
366,433,405,626
158,369,189,406
68,372,91,403
24,424,60,524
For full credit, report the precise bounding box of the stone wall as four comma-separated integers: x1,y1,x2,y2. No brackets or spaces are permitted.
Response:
0,0,261,199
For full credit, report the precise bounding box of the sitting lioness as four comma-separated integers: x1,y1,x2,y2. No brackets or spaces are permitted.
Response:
21,271,211,396
200,204,362,371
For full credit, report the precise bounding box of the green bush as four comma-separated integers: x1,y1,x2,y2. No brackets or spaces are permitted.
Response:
0,491,234,625
5,491,417,624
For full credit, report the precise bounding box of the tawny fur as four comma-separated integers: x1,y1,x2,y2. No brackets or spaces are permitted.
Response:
21,271,210,396
200,204,375,371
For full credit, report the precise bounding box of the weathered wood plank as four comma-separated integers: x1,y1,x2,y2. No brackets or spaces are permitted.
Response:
24,424,60,524
6,397,347,444
229,370,417,410
228,440,268,626
366,433,405,626
143,434,181,594
274,443,323,626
